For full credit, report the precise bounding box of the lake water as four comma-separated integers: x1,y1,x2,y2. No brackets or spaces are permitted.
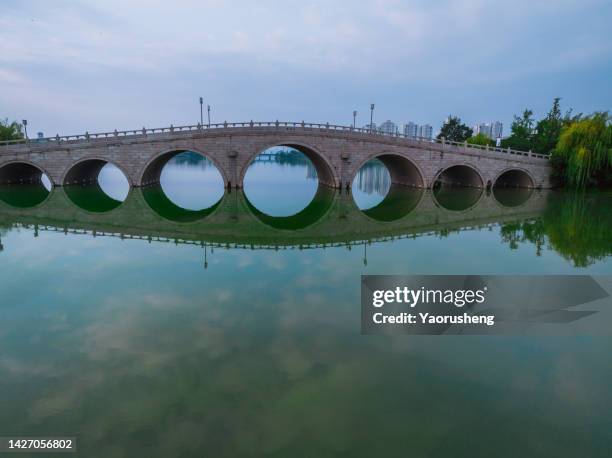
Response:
0,150,611,457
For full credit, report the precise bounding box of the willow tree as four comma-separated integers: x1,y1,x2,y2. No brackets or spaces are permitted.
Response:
554,112,611,187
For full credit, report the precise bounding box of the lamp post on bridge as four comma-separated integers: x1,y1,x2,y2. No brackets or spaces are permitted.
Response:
353,110,357,128
207,105,211,127
369,104,375,133
199,97,203,126
22,119,28,140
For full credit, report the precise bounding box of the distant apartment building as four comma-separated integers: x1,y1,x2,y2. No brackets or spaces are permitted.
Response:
418,124,433,139
402,122,432,139
403,122,418,138
474,121,503,139
378,120,398,135
491,121,503,139
371,119,432,139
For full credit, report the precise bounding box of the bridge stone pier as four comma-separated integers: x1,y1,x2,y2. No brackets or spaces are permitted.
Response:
0,122,552,190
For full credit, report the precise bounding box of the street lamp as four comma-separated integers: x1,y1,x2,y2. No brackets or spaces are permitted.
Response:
199,97,204,125
369,104,375,133
207,105,211,127
22,119,28,140
352,110,357,128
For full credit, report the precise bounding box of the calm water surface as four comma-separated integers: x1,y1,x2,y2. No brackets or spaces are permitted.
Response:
0,151,611,457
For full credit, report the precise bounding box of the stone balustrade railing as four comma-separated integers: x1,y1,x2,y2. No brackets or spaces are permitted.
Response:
0,120,549,160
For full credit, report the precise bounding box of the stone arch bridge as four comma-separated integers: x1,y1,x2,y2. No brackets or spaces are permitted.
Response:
0,121,552,189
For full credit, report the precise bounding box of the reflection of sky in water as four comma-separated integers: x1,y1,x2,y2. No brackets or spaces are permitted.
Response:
98,163,130,201
243,149,319,216
160,155,225,210
0,222,611,456
243,152,393,214
41,174,52,191
1,158,611,456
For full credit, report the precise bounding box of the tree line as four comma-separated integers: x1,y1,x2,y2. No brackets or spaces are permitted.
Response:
437,99,611,187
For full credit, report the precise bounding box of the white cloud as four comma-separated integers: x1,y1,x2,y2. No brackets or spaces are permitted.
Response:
0,0,610,133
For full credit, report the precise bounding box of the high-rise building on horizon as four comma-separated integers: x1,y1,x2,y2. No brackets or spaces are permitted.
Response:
363,122,377,132
378,120,398,135
474,121,503,139
491,121,503,139
403,122,418,138
369,119,432,139
418,124,433,139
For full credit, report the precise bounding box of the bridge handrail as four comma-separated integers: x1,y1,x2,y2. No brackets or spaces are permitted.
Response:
14,222,500,251
0,120,548,159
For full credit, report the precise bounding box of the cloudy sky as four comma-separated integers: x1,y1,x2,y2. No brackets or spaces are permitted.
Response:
1,0,611,137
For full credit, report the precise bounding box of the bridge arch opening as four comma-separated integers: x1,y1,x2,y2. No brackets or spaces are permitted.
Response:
351,157,424,221
140,150,225,214
243,145,333,217
494,169,535,189
434,164,484,189
493,187,534,208
360,186,424,222
433,187,484,212
0,162,53,208
63,159,129,212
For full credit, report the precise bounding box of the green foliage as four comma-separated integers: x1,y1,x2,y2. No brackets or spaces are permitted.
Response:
501,98,582,155
532,98,563,155
501,109,534,151
552,112,612,187
0,119,24,141
467,132,494,147
436,115,473,142
532,98,581,156
542,191,612,266
500,190,612,267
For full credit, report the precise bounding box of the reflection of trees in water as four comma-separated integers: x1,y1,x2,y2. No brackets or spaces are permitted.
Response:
252,149,318,180
173,150,315,166
0,184,50,208
170,151,214,168
500,191,611,267
500,219,546,256
355,160,390,196
64,185,123,213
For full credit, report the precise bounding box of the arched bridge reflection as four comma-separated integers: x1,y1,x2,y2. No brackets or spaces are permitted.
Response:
141,185,223,223
0,185,548,249
243,185,336,230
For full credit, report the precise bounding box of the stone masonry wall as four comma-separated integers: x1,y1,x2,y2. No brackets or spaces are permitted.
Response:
0,127,553,189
